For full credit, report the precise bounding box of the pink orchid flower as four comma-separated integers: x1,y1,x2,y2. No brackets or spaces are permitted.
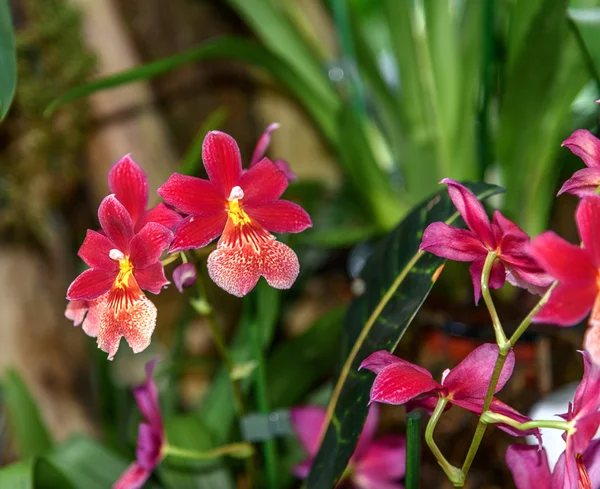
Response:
158,130,312,297
114,359,165,489
290,404,406,489
360,345,540,440
250,123,297,181
529,195,600,364
65,156,182,339
66,195,173,359
420,179,553,303
558,129,600,196
506,441,600,489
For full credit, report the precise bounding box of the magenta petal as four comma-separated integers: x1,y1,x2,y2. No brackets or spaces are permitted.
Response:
130,223,173,269
246,200,312,234
78,230,119,270
583,438,600,488
533,281,597,326
273,159,297,181
290,406,326,458
562,129,600,169
239,158,288,207
355,435,406,482
354,404,379,460
172,262,197,293
135,262,169,294
133,359,162,430
573,351,600,415
469,256,506,305
558,167,600,196
506,444,552,489
136,422,162,470
137,203,182,232
67,268,116,301
112,462,151,489
360,351,432,376
108,155,149,226
441,179,495,247
443,344,515,399
202,131,242,196
157,173,224,216
251,123,279,166
292,459,313,479
351,477,404,489
98,195,135,254
170,213,227,252
370,363,442,405
492,210,527,238
576,195,600,268
570,412,600,455
420,222,486,262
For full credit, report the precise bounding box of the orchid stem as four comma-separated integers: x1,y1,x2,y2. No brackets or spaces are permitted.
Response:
425,398,465,486
509,281,558,347
164,442,255,461
480,411,570,432
481,252,508,347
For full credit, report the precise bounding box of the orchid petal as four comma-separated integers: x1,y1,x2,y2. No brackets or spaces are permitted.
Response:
273,159,297,181
250,123,279,166
129,223,173,270
562,129,600,169
136,422,162,470
82,294,108,337
207,243,260,297
573,351,600,415
354,404,379,460
443,344,515,399
469,257,505,305
551,451,569,489
157,173,224,216
558,167,600,196
582,438,600,488
292,459,313,479
420,222,486,261
355,435,406,483
441,179,495,247
492,210,528,238
202,131,242,196
112,462,151,489
239,158,288,207
78,230,119,270
576,195,600,268
65,300,88,326
584,325,600,372
134,262,169,294
369,363,442,405
67,268,116,301
98,195,135,254
245,200,312,234
108,155,149,226
259,239,300,291
172,262,197,292
360,351,432,376
137,203,182,232
290,406,326,459
572,411,600,456
170,213,227,252
506,444,552,489
533,281,597,326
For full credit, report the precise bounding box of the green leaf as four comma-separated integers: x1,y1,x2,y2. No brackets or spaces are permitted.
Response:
0,0,16,120
0,460,33,489
1,369,53,458
34,458,74,489
306,182,503,488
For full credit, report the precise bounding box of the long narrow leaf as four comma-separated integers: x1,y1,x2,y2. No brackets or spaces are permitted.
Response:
0,460,33,489
0,0,16,120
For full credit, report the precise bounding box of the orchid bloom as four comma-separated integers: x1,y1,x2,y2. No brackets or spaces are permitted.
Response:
290,404,406,489
558,129,600,196
66,195,173,359
360,345,540,440
506,441,600,489
65,156,181,338
250,123,297,181
158,130,312,297
114,359,165,489
529,195,600,364
420,179,553,303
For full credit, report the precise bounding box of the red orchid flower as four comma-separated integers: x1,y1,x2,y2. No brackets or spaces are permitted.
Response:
114,359,165,489
360,345,540,440
290,404,406,489
559,129,600,197
419,179,553,303
250,123,297,181
506,440,600,489
65,156,181,337
529,195,600,364
158,130,312,297
66,195,173,359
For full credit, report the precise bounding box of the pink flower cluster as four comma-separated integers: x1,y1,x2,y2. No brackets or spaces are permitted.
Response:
65,127,310,359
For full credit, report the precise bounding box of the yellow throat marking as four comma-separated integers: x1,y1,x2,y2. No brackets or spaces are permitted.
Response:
227,199,251,226
115,257,134,289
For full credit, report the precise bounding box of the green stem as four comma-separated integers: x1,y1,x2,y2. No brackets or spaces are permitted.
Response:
425,398,464,486
480,411,570,432
251,316,278,489
481,252,508,347
164,442,254,461
406,411,422,489
509,281,558,346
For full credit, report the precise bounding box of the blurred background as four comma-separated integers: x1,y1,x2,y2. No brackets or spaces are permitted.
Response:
1,0,600,487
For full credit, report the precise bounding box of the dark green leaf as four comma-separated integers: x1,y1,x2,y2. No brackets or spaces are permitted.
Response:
1,369,53,458
306,182,502,488
0,460,33,489
34,458,74,489
0,0,16,120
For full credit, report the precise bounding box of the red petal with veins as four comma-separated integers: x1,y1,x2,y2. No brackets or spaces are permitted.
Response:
135,262,169,294
533,281,597,326
113,462,151,489
239,158,288,207
558,167,600,197
170,213,227,252
157,173,224,216
67,268,117,301
577,196,600,268
108,155,149,226
506,444,552,489
78,230,119,270
250,123,279,166
98,195,135,254
420,222,486,261
360,350,432,377
246,200,312,234
137,203,182,232
562,129,600,169
129,223,173,270
369,363,442,405
441,179,495,247
202,131,242,196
